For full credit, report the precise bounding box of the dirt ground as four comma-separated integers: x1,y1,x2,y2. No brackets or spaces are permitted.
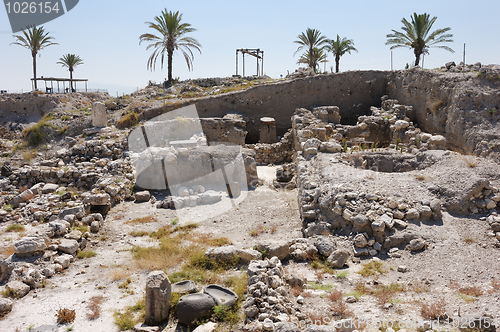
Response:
1,163,499,332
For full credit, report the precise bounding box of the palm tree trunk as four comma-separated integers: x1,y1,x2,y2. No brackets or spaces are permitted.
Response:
32,52,37,90
70,70,73,92
414,53,421,67
167,49,173,83
335,55,340,73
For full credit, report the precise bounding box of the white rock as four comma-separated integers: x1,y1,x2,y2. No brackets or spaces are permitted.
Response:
394,120,410,130
58,239,79,254
14,237,47,255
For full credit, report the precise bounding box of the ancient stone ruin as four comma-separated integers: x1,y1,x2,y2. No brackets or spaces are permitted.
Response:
0,66,500,330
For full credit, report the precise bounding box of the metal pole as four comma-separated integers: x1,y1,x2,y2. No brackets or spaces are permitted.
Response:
243,53,245,77
463,43,466,75
262,51,264,76
236,50,238,76
257,49,259,76
391,51,393,71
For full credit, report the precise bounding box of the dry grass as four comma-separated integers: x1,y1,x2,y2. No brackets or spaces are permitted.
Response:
249,224,266,237
420,300,447,320
414,174,426,181
357,260,387,277
462,156,478,168
6,224,25,233
459,285,483,297
129,231,149,237
372,283,406,305
490,278,500,293
87,296,105,320
410,280,431,293
110,268,131,281
327,290,343,302
125,215,158,224
133,223,233,272
56,308,76,324
291,285,304,297
305,312,329,325
328,289,353,318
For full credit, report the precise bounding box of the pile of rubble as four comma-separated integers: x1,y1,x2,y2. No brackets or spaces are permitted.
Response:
290,96,500,256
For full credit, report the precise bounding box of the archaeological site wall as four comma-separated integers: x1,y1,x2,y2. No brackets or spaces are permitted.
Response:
143,71,389,143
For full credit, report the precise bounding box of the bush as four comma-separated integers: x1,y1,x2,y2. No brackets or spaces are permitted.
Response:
56,308,76,324
420,300,447,320
116,111,139,129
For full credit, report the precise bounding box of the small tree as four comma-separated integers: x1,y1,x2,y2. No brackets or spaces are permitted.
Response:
57,54,84,92
139,9,202,83
297,47,327,73
325,35,358,73
294,28,328,70
11,26,58,90
386,13,454,67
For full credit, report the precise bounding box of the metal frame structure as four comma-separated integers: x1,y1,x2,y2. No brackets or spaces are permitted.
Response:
31,77,88,93
236,48,264,77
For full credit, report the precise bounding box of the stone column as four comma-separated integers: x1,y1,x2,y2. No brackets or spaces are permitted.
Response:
92,102,107,127
145,271,171,326
259,117,277,144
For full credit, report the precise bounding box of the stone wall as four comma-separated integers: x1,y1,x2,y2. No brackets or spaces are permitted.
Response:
388,67,500,158
142,71,389,143
247,131,293,165
0,92,107,124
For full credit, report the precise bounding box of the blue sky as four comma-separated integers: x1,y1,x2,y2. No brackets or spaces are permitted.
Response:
1,0,499,96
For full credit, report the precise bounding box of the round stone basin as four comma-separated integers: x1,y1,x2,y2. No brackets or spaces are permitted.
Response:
203,284,238,306
171,280,197,294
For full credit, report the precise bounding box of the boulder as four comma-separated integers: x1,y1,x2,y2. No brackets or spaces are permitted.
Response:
5,280,30,298
393,120,410,130
192,322,217,332
48,221,70,237
41,183,59,194
406,208,420,220
133,324,160,332
408,238,426,251
428,135,446,150
352,214,369,232
176,293,216,326
327,249,350,268
58,206,85,220
84,193,111,206
14,237,47,256
135,191,151,203
54,254,73,269
0,298,13,315
0,259,14,283
353,234,368,248
254,241,290,260
58,239,79,254
145,271,171,326
314,237,336,257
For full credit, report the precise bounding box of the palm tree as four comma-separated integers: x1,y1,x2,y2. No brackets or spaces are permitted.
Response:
139,9,201,84
386,13,454,67
294,28,328,70
297,47,328,73
11,26,57,90
325,35,358,73
57,54,84,92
